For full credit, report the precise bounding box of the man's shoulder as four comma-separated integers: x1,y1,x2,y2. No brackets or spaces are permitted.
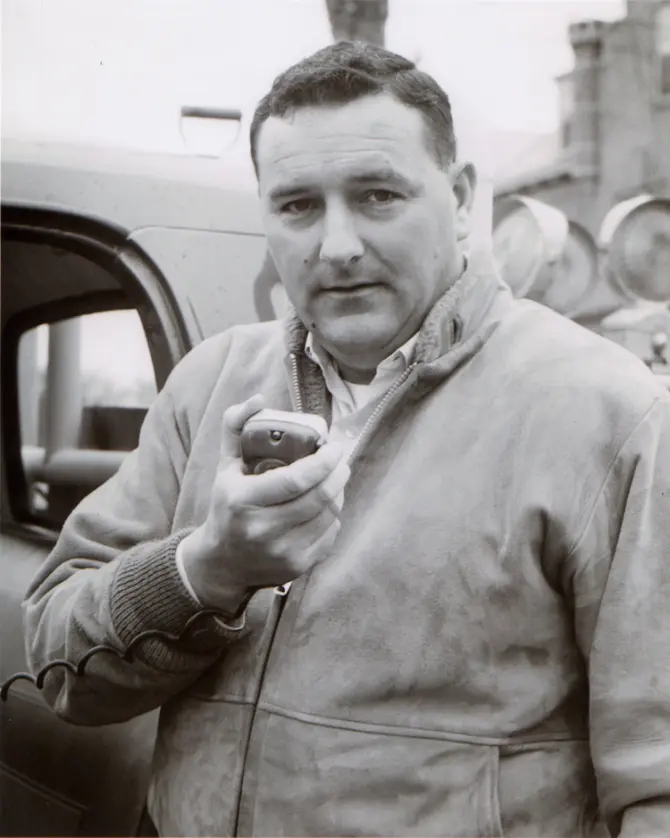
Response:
494,299,667,437
164,320,286,402
507,300,662,389
187,320,285,364
182,319,283,366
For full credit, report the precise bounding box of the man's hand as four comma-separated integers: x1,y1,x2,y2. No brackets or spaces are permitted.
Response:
179,395,350,612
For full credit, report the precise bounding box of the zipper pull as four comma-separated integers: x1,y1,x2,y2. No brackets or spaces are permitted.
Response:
274,582,292,597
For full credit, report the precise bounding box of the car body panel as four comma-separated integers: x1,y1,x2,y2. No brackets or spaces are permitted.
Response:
2,139,263,236
1,530,158,838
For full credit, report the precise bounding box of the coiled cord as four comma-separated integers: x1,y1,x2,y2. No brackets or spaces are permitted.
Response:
1,589,260,703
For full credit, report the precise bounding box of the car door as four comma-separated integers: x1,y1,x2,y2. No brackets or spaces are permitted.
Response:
0,207,190,837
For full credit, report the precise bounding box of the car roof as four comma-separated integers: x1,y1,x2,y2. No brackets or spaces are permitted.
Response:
1,138,264,236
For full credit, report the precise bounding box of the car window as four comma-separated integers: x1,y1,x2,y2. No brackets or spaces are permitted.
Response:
19,310,156,441
18,310,158,524
2,213,187,532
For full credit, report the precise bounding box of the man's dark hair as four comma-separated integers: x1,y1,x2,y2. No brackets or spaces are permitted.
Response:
249,41,457,176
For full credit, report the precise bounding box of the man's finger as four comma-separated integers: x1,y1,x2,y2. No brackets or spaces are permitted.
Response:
316,459,351,501
312,459,351,515
257,460,350,529
219,394,266,460
241,442,345,507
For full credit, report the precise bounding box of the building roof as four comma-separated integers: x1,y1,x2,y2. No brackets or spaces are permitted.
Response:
493,131,567,194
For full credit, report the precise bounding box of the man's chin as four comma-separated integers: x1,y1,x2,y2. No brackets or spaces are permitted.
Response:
308,291,400,347
314,316,396,357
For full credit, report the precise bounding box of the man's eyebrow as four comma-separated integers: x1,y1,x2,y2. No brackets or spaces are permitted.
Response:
267,169,416,202
347,168,415,187
267,184,311,203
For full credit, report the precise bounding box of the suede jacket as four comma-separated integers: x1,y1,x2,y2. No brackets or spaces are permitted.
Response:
24,251,670,837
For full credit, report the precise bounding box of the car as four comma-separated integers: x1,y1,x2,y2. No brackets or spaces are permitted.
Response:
0,137,284,837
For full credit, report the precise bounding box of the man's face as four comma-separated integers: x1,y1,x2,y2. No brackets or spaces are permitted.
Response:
255,93,476,373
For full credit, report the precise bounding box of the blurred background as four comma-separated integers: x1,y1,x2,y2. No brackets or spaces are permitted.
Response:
2,0,669,407
1,0,636,171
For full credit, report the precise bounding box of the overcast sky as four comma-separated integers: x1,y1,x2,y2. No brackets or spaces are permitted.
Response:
4,0,626,153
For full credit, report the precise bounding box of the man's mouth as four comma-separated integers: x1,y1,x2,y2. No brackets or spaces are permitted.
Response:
323,282,382,296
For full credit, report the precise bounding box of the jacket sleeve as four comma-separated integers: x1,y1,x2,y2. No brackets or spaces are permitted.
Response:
567,394,670,837
23,341,245,726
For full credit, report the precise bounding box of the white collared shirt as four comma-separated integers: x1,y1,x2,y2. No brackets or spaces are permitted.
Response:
304,331,418,453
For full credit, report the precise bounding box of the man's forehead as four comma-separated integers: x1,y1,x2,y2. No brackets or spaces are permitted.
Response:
255,94,435,185
263,150,418,197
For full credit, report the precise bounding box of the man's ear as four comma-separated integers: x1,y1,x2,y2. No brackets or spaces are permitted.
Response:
451,161,478,241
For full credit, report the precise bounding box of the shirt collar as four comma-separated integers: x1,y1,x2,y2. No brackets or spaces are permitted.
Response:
304,331,418,384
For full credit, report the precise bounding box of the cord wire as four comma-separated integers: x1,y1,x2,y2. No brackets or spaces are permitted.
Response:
1,588,260,702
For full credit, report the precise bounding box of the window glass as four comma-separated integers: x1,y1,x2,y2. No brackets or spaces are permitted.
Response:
18,309,157,522
19,310,156,441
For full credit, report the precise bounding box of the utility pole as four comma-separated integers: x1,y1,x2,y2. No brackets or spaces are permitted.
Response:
325,0,388,46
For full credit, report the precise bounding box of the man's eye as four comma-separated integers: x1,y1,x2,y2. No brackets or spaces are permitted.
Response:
361,189,400,205
280,198,315,215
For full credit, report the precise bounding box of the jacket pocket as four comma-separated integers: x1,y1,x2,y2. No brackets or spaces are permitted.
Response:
497,739,600,836
239,707,506,837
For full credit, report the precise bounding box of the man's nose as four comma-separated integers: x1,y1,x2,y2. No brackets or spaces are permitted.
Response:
319,205,364,266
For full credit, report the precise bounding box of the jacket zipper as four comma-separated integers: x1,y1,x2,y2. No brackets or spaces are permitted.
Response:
346,362,418,466
289,352,304,412
234,353,414,833
276,358,417,605
233,359,302,832
292,349,418,465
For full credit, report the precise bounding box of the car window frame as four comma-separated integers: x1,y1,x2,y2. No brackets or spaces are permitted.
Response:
1,206,192,532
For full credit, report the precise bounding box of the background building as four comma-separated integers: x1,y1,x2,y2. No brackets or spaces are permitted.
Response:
496,0,670,235
493,0,669,375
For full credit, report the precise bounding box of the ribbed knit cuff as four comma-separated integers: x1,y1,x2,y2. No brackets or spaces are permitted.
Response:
110,530,248,672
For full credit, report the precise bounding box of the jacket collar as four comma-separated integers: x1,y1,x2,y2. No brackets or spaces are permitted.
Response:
282,246,512,414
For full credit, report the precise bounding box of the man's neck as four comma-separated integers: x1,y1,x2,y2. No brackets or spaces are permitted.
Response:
312,332,419,385
336,362,376,386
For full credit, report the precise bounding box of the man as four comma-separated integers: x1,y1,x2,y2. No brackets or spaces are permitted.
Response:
25,42,670,838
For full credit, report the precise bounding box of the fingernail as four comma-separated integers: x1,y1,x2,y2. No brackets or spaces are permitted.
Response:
325,498,341,517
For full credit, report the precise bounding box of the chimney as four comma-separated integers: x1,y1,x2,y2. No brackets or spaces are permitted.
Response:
565,19,606,178
326,0,389,47
625,0,659,22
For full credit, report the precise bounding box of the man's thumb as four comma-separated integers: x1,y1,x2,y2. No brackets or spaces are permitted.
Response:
220,394,265,461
